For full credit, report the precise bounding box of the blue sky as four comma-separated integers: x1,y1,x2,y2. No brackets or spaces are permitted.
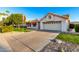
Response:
0,7,79,22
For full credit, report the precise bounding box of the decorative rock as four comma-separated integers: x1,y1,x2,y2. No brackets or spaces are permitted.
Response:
56,39,63,44
50,39,57,42
41,39,79,52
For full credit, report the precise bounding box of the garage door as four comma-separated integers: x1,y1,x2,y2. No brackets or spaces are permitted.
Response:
43,21,61,31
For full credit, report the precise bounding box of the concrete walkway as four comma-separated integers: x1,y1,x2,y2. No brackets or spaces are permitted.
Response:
0,31,59,52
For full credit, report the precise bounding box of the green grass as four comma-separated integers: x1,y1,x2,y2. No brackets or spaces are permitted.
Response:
56,33,79,44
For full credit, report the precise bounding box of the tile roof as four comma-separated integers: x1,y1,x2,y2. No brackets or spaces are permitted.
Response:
31,19,40,22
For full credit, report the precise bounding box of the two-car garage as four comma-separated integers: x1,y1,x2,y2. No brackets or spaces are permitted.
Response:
42,21,62,31
34,13,69,32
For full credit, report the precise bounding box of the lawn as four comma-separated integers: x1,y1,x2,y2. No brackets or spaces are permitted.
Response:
56,33,79,44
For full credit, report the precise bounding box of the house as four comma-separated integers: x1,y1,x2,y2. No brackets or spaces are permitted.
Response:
69,21,79,32
0,13,8,21
27,13,70,32
70,21,79,24
26,19,40,29
69,21,79,29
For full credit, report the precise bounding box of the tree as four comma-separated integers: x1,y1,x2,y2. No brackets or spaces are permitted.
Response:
75,24,79,32
5,10,10,14
3,14,26,26
0,21,3,26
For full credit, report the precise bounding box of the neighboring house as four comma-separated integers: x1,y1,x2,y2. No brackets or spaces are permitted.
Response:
27,13,70,32
27,20,40,29
0,13,8,21
69,21,79,32
70,21,79,29
70,21,79,24
69,22,78,32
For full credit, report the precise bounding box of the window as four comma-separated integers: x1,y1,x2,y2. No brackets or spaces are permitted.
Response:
48,15,51,19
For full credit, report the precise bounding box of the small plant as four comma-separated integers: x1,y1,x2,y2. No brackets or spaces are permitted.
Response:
74,24,79,32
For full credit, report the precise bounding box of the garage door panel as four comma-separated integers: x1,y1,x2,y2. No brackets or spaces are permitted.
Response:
43,22,61,31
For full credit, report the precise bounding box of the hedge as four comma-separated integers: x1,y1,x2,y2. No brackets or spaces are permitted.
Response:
74,24,79,32
0,25,14,33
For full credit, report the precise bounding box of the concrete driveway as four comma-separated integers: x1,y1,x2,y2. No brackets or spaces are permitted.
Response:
0,33,12,52
0,31,59,52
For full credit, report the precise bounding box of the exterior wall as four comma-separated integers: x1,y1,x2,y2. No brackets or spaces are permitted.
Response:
54,16,67,21
40,21,44,30
41,15,54,22
61,20,68,32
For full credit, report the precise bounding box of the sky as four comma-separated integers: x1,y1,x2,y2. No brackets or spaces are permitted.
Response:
0,7,79,22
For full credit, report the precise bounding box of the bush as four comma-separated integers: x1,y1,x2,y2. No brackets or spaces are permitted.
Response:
74,24,79,32
1,25,14,33
14,27,30,32
0,27,2,33
9,25,14,31
24,28,30,32
0,25,30,33
69,24,74,29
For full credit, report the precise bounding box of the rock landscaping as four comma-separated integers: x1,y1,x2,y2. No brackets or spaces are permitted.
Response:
41,39,79,52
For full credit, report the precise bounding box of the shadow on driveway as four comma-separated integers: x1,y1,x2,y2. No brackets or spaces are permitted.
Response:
0,45,12,52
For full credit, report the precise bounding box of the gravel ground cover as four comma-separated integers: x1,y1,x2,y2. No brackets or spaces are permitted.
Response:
41,39,79,52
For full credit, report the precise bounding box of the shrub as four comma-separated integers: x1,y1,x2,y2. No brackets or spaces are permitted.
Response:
9,25,14,31
69,24,74,29
14,27,27,32
2,25,14,33
26,29,30,32
74,24,79,32
0,27,2,32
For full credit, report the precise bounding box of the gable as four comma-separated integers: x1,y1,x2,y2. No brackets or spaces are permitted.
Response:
41,13,67,22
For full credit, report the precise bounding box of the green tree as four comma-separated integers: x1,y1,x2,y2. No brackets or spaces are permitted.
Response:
4,14,26,26
0,21,3,26
5,10,10,14
75,24,79,32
